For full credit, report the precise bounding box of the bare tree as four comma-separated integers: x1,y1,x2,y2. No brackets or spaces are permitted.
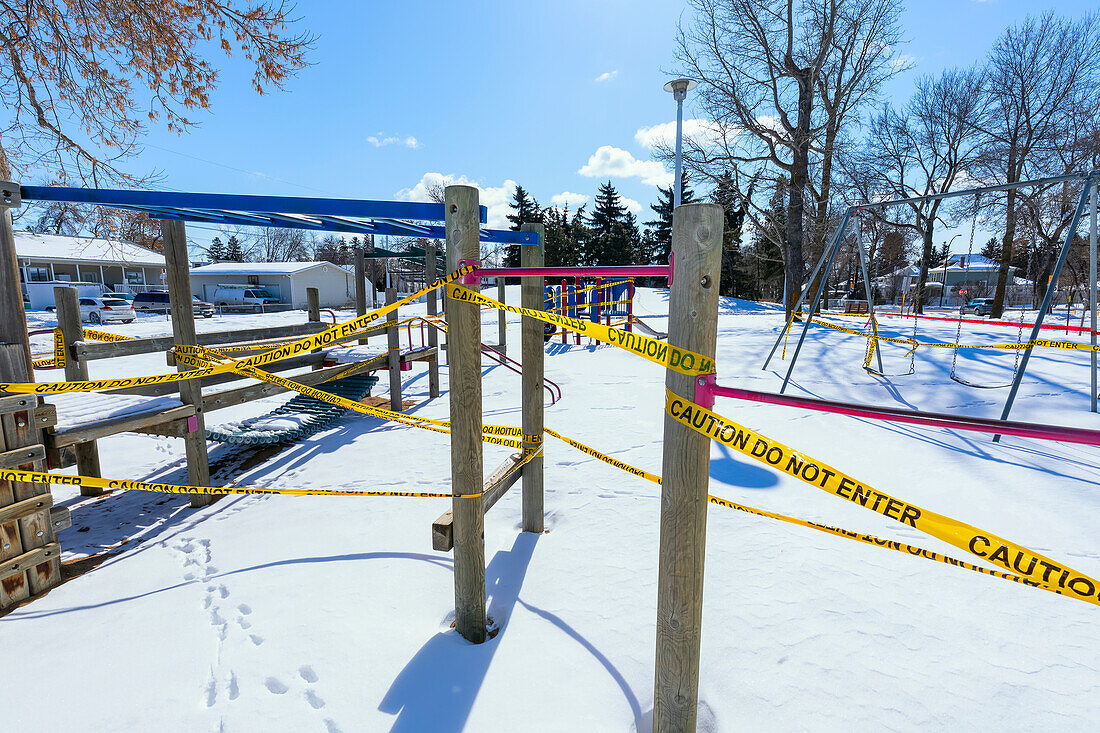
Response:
971,11,1100,317
249,226,312,262
856,68,985,312
675,0,905,318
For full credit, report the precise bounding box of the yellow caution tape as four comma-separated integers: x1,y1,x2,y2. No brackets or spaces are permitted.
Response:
1,266,473,394
179,345,524,449
543,427,663,484
81,328,137,343
448,284,715,377
0,467,485,499
664,390,1100,607
809,317,1100,354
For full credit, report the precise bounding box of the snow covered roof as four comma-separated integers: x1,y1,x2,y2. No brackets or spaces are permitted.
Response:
946,253,1002,270
15,230,165,266
189,261,340,276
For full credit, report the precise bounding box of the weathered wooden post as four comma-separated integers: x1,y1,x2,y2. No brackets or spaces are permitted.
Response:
496,277,507,356
653,203,723,732
307,287,322,371
446,184,486,643
0,181,63,607
385,287,402,412
354,248,369,345
55,286,102,493
162,220,212,508
520,223,545,533
425,242,441,398
369,260,379,308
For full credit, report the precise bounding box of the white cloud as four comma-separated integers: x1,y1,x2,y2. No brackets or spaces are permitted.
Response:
634,118,716,151
620,196,643,216
368,133,421,149
578,145,672,187
594,70,619,83
550,191,590,209
890,53,917,72
396,172,516,229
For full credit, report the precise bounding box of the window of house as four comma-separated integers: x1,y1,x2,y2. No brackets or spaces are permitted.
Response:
81,271,101,283
26,266,50,281
248,275,260,285
125,271,145,285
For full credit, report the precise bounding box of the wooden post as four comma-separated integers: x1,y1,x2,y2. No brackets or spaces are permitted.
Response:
55,286,102,494
369,260,378,308
425,242,440,398
445,184,486,643
496,277,507,356
653,203,723,733
520,223,545,533
355,248,368,344
0,183,63,605
385,287,402,412
307,287,321,370
161,220,212,508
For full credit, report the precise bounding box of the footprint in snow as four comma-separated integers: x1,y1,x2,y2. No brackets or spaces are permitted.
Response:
264,677,289,695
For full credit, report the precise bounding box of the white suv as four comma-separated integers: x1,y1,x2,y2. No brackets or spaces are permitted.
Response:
79,297,136,324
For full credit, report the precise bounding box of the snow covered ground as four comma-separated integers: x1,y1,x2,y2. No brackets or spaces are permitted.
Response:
3,288,1098,731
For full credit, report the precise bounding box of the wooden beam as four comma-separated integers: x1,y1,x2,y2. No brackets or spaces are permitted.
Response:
520,222,545,533
307,287,321,370
75,322,329,361
0,444,46,470
653,203,724,733
1,542,60,579
50,404,197,448
432,452,524,551
425,242,440,398
446,184,486,644
114,352,326,397
162,220,211,507
0,394,37,416
0,494,53,526
56,286,103,494
49,506,71,533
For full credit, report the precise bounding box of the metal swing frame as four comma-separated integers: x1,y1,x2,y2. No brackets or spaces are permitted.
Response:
760,170,1100,430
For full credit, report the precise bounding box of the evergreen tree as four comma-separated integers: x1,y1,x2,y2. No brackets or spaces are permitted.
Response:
207,236,225,262
710,170,748,298
225,235,244,262
645,171,697,265
505,184,542,268
979,236,1000,261
928,241,950,270
585,181,635,265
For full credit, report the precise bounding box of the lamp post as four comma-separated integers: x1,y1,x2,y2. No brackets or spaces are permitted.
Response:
940,233,961,308
663,78,697,207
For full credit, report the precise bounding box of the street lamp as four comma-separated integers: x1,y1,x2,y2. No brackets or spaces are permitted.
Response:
663,78,697,208
939,233,961,308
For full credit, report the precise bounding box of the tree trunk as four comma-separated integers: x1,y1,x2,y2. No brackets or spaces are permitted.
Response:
992,151,1019,319
784,77,813,320
916,221,934,314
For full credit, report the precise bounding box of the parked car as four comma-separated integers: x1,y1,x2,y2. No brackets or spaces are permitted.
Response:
133,291,216,318
960,297,995,316
211,285,281,311
79,297,135,324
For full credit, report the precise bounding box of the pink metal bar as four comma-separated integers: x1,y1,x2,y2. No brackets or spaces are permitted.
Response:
627,280,635,333
705,383,1100,447
471,265,671,280
560,279,568,344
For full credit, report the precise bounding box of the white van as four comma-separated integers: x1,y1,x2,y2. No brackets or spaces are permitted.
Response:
211,284,281,310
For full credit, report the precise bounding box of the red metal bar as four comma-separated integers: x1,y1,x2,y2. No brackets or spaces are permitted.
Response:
627,280,634,333
471,265,671,280
560,279,568,344
707,383,1100,447
574,277,581,345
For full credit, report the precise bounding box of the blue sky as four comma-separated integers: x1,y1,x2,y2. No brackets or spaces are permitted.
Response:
126,0,1094,248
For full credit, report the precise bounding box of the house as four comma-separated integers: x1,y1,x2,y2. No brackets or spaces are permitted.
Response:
876,254,1033,306
188,261,368,309
15,231,166,305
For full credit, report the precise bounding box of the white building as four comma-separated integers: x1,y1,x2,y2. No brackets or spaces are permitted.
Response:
188,261,368,309
15,231,166,304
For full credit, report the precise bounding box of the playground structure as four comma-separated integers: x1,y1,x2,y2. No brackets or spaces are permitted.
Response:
3,177,1100,733
764,172,1100,423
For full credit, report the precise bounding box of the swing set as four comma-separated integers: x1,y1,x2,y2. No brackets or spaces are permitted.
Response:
760,171,1100,433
